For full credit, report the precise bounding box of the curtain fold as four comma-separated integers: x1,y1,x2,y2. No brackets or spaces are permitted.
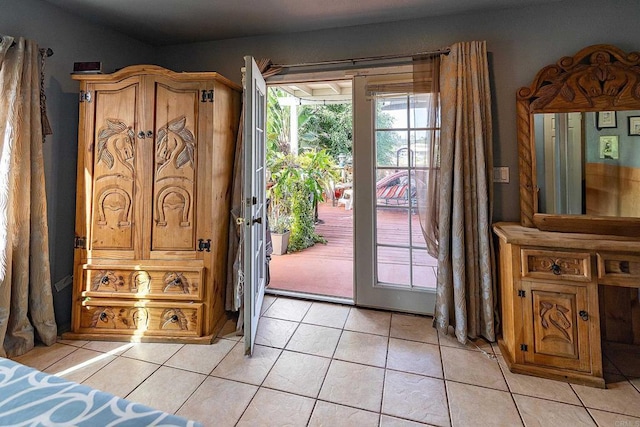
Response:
432,41,495,345
0,36,57,357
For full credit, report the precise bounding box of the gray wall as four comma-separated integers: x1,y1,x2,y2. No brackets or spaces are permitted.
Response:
4,0,640,329
1,0,154,329
156,0,640,225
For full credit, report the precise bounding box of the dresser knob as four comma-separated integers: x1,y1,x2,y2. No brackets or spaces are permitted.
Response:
579,310,589,321
551,263,561,275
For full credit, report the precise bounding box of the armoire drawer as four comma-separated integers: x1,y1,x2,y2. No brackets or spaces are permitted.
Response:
75,300,202,337
521,249,592,282
597,252,640,288
80,266,204,300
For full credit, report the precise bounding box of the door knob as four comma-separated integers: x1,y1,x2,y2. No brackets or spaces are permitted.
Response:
579,310,589,321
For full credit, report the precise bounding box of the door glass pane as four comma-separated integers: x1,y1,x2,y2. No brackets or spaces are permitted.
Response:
410,94,429,128
377,95,407,129
410,212,427,248
376,207,409,245
374,92,437,290
377,246,410,286
412,249,437,289
376,130,405,167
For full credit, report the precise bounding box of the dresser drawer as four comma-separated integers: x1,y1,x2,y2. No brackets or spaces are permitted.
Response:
597,253,640,288
80,265,203,300
75,300,202,337
521,249,592,282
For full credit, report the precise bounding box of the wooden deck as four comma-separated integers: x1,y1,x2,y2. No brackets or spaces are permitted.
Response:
267,202,437,299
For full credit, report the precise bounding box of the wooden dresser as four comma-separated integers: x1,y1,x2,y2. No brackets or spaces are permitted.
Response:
494,223,640,388
64,65,241,343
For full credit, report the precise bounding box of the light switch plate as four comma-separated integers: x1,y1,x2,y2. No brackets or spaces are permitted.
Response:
493,167,509,183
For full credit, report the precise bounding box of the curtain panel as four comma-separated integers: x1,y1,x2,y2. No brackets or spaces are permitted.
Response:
0,36,57,357
433,41,496,345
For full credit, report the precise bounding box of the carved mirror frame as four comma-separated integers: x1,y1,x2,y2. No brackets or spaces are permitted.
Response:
517,44,640,236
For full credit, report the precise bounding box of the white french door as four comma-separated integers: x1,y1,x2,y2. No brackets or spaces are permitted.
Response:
353,74,437,315
243,56,267,355
241,66,436,324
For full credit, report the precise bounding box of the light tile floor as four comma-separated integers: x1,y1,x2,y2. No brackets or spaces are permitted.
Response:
11,295,640,426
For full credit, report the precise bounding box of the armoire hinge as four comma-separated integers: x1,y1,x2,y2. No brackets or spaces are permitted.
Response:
520,344,528,351
79,90,92,103
198,238,212,252
74,236,86,249
200,89,214,103
517,289,526,297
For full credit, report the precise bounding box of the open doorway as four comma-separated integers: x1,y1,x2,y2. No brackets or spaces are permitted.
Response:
261,66,439,314
265,80,355,301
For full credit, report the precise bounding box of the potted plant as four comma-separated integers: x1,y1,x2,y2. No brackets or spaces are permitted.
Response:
267,149,340,254
267,152,296,255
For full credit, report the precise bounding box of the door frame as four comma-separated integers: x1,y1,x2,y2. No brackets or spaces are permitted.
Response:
352,72,436,315
256,64,436,315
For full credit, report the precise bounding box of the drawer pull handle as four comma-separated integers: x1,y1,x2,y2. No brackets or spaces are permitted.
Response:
170,314,179,323
579,310,589,321
551,263,561,275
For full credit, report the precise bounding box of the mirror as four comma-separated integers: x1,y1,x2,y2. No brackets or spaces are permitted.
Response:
517,44,640,236
534,110,640,217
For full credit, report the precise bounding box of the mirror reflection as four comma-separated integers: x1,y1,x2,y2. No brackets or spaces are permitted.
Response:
535,110,640,217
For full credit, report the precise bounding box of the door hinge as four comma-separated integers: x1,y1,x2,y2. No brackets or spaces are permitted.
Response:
520,344,528,351
79,90,92,103
200,89,214,103
74,236,86,249
517,289,526,298
197,238,211,252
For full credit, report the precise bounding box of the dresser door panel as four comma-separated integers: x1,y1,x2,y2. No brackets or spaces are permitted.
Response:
522,281,592,372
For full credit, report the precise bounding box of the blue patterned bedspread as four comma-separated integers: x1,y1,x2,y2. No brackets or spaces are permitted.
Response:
0,357,203,426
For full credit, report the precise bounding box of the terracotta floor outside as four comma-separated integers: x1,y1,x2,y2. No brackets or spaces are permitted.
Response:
10,296,640,426
267,202,438,299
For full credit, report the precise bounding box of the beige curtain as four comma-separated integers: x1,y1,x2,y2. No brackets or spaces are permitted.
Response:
413,55,441,256
0,36,57,357
432,41,495,345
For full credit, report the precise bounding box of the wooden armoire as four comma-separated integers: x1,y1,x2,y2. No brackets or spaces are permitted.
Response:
64,65,241,343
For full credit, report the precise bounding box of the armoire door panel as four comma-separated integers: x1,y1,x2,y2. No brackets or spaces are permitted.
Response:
90,83,141,254
151,82,202,252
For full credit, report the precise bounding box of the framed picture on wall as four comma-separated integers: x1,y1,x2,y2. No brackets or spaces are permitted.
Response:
629,116,640,136
597,111,617,129
599,135,619,159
